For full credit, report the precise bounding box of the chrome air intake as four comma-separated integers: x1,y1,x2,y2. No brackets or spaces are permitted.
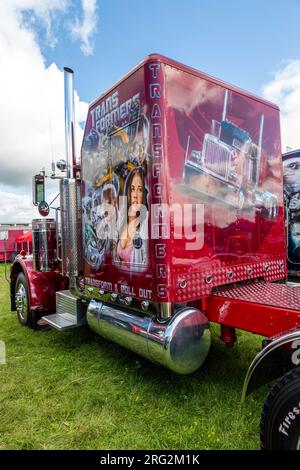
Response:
87,301,211,374
32,218,57,272
60,178,83,277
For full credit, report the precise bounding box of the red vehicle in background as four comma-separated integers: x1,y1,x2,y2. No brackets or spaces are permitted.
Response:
9,55,300,450
15,230,32,255
0,224,31,262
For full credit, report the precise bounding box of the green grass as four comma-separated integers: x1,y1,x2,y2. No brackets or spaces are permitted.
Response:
0,263,268,450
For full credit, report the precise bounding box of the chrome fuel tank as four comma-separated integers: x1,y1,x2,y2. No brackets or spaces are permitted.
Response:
87,300,211,374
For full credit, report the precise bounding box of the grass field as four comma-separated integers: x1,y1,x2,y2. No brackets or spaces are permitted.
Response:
0,263,268,450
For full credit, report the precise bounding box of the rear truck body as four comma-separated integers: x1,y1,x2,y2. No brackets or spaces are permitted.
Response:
282,149,300,278
10,55,300,449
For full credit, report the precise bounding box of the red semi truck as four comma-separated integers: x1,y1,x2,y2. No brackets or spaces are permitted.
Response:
10,55,300,449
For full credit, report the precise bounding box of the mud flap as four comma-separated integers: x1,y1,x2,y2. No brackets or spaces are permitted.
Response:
241,326,300,402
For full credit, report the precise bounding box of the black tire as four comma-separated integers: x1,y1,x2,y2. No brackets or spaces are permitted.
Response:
15,273,32,327
260,367,300,450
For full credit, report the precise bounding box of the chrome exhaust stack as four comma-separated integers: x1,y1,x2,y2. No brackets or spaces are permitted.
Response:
87,301,211,374
64,67,76,179
60,67,83,281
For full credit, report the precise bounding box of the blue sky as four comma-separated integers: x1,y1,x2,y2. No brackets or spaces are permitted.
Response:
1,0,300,222
41,0,300,102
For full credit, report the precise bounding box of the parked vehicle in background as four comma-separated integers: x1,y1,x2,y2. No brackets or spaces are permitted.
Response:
0,224,31,262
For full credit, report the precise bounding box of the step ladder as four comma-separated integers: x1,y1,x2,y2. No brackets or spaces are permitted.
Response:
42,290,87,331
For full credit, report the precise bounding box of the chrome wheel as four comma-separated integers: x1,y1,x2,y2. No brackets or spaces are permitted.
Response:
15,283,28,323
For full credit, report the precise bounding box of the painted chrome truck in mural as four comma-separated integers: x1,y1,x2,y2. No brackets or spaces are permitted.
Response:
10,55,300,450
182,90,278,219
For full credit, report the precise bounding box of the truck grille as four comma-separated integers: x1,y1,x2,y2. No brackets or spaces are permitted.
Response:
202,135,233,181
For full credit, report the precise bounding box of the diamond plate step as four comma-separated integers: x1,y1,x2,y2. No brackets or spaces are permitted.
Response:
42,313,80,331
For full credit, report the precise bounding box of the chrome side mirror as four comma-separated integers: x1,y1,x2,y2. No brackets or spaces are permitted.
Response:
56,159,67,172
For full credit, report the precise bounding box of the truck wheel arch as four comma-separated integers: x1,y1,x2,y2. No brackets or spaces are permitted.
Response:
241,328,300,401
10,260,57,313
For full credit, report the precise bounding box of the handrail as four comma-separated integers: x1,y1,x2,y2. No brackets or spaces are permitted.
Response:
55,207,62,262
4,237,10,284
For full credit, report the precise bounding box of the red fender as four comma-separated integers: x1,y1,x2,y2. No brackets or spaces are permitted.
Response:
242,326,300,401
10,255,66,313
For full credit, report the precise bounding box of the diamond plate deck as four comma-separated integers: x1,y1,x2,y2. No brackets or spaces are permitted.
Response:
174,258,286,302
212,282,300,311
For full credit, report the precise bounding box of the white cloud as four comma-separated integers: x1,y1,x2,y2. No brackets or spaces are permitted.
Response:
0,186,59,223
13,0,70,47
0,1,89,223
0,189,39,223
70,0,98,56
262,60,300,153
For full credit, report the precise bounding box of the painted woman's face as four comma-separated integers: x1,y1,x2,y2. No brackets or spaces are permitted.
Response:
130,173,143,212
